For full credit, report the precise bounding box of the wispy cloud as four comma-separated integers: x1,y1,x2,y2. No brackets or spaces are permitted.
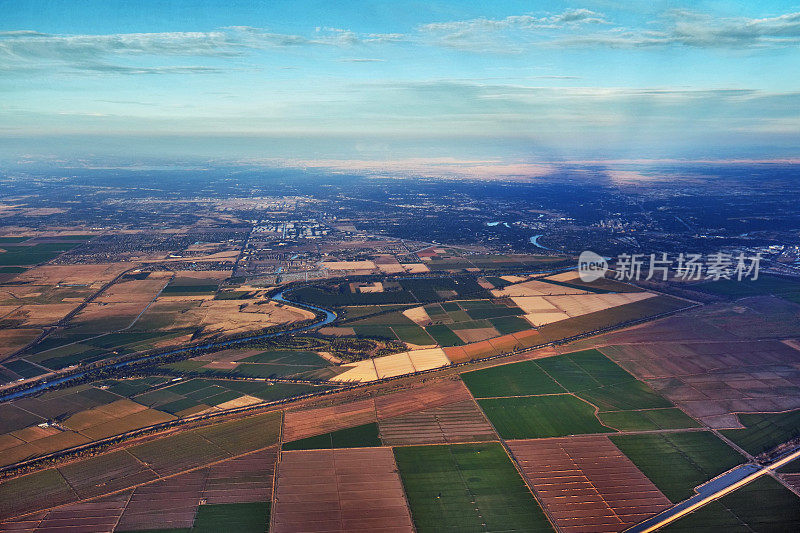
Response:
0,25,398,74
418,9,607,52
555,10,800,48
338,58,385,62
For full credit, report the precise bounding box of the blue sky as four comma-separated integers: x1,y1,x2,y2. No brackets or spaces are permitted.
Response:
2,0,800,161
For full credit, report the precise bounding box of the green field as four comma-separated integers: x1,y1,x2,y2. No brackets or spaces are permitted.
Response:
2,359,47,379
28,329,193,369
721,410,800,455
598,408,700,431
393,443,553,532
131,378,326,415
610,432,745,502
343,297,532,346
478,395,612,439
0,242,82,266
462,349,687,431
192,502,270,533
576,380,673,411
282,422,381,450
425,324,464,346
461,361,565,398
488,315,531,334
161,283,219,295
662,476,800,532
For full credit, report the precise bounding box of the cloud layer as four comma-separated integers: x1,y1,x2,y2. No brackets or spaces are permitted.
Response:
3,7,800,75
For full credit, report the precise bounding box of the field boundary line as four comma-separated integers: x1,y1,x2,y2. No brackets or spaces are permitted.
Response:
2,443,281,522
463,384,563,532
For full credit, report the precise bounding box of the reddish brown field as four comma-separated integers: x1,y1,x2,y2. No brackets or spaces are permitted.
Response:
508,436,672,533
443,345,469,363
378,399,495,445
271,447,413,533
203,447,277,504
282,398,377,442
374,378,472,419
283,379,473,442
115,470,206,531
601,340,800,428
0,492,130,533
512,328,542,347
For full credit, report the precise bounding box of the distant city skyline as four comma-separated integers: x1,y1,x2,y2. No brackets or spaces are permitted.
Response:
2,0,800,161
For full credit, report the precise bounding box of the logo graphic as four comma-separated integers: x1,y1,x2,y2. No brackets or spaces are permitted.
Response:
578,251,608,282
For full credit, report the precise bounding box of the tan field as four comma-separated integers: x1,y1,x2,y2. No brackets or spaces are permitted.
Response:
321,260,377,271
63,399,148,431
0,328,41,357
71,301,149,327
523,311,572,326
373,352,416,378
407,347,450,371
500,275,529,283
78,409,176,440
545,270,580,282
214,394,263,410
401,262,430,273
510,296,560,312
331,358,379,382
95,278,169,303
491,279,588,297
11,303,82,326
402,305,432,325
136,295,313,336
198,299,315,335
377,263,405,273
358,281,384,293
510,292,656,327
15,263,129,287
331,347,450,382
318,326,356,336
543,292,655,316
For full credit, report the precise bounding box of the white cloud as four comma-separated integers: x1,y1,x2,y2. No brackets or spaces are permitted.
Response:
0,26,399,74
417,9,607,52
556,10,800,48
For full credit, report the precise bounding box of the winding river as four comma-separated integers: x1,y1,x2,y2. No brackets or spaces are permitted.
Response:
0,289,337,403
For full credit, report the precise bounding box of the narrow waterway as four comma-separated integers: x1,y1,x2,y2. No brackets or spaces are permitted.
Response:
0,289,337,403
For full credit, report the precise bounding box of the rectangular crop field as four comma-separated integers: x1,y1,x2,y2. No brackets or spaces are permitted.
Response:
509,436,672,532
720,410,800,455
662,475,800,532
393,442,553,532
609,432,745,502
479,395,613,439
272,447,414,532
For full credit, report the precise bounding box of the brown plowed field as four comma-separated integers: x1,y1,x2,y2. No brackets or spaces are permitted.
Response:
283,379,474,442
203,447,277,504
374,378,472,419
116,470,206,531
282,398,377,442
602,340,800,428
378,399,495,445
271,447,413,533
0,492,130,533
508,436,672,533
